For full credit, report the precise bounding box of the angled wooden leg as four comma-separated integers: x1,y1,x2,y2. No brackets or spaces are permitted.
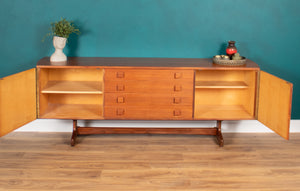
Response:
71,120,78,146
216,120,224,147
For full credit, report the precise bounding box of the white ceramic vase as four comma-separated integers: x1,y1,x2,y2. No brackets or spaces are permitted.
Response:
50,36,67,62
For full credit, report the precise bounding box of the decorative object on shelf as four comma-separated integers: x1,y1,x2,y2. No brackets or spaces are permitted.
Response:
221,55,230,60
232,53,243,60
51,36,67,62
226,41,237,59
45,18,80,62
213,55,230,60
214,55,221,60
213,41,246,66
213,54,246,66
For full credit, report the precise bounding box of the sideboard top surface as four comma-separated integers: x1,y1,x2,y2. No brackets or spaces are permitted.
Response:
37,57,259,70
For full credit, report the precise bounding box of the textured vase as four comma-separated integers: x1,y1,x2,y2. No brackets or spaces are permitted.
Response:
50,36,67,62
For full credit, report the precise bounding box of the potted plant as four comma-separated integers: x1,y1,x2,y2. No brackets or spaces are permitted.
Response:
46,18,80,62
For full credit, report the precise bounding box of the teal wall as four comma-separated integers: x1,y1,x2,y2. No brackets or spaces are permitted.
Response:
1,0,300,118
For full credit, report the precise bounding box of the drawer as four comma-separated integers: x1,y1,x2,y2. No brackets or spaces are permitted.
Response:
104,93,193,106
104,80,193,93
104,69,194,81
104,106,193,120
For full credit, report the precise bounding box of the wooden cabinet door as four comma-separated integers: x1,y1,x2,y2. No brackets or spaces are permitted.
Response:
258,71,293,140
0,68,36,136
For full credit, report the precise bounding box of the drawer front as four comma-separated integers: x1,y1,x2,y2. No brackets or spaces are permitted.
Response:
104,106,193,120
104,80,193,93
105,69,194,81
103,68,194,120
105,93,193,106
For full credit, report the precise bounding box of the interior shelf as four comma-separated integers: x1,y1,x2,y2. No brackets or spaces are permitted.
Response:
41,81,103,94
40,104,103,119
195,81,248,89
194,105,254,120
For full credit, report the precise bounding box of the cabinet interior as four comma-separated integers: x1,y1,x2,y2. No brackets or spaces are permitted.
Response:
194,70,257,120
38,68,104,119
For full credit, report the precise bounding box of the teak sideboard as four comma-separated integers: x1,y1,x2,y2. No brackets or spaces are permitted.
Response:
0,57,293,146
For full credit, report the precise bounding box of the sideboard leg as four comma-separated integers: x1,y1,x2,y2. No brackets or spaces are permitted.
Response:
71,120,78,146
216,120,224,147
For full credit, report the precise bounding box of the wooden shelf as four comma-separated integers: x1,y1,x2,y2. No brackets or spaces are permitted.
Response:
40,104,103,119
194,105,254,120
41,81,103,94
195,81,248,89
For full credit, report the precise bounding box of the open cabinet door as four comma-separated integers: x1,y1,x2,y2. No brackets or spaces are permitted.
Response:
258,71,293,140
0,68,37,137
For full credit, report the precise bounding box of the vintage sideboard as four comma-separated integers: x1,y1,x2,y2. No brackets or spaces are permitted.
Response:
0,57,293,146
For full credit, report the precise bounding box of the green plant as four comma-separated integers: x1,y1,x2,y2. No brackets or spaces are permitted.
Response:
45,18,80,40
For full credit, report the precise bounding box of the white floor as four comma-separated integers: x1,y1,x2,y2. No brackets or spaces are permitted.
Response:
16,119,300,133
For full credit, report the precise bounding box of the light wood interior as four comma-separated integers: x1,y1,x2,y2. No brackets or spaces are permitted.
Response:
194,105,254,120
0,69,36,136
195,81,248,89
258,71,293,140
40,104,102,119
194,70,257,119
38,68,104,119
41,81,102,94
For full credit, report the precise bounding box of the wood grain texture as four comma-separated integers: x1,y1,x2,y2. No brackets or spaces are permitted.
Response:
38,68,104,119
194,105,254,120
40,104,103,119
194,70,256,120
37,57,260,70
0,132,300,191
103,68,194,120
41,68,104,81
0,69,36,137
105,69,194,81
258,71,293,140
195,81,248,89
37,68,49,117
104,105,193,120
41,81,103,94
77,127,218,135
104,93,193,106
104,80,193,93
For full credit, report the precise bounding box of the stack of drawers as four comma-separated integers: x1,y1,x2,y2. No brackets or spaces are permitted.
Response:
104,69,194,120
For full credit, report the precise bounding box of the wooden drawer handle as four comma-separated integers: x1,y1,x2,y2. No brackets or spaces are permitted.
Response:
116,84,125,91
173,97,181,104
173,109,181,116
117,96,125,103
116,72,125,78
174,85,182,91
117,108,125,115
174,72,182,79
